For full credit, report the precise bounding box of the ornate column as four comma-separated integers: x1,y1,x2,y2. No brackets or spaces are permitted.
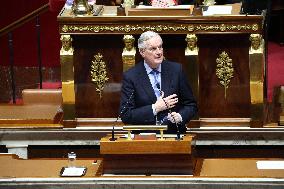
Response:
60,35,76,127
249,34,265,127
185,34,199,108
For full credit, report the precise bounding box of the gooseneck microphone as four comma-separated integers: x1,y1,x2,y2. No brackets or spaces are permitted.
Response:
156,83,181,140
110,90,134,141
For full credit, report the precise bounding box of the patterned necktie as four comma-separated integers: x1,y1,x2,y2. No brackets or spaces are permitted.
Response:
151,69,161,98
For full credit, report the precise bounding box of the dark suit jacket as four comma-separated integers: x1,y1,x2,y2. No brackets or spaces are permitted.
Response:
119,60,197,134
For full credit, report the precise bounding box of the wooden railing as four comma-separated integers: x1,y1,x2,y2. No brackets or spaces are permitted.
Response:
0,3,49,103
0,4,49,37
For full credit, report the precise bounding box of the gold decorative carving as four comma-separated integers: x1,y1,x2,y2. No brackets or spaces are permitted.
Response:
249,34,264,54
72,0,92,15
62,25,68,33
252,24,259,31
61,23,260,34
250,34,262,50
60,35,74,55
216,51,234,99
187,25,194,32
123,0,134,7
185,34,198,55
123,35,136,53
90,53,109,98
249,36,265,122
122,35,136,71
203,0,216,6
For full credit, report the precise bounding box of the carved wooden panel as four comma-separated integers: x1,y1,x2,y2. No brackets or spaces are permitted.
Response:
198,34,251,118
73,35,123,118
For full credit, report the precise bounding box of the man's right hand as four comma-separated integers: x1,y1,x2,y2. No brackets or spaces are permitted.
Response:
154,93,178,113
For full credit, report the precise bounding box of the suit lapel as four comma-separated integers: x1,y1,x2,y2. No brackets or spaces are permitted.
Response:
161,61,173,97
137,62,157,103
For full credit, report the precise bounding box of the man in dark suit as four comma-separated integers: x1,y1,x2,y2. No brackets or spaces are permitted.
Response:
119,31,197,134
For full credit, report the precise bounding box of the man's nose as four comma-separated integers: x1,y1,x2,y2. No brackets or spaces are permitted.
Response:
156,48,163,54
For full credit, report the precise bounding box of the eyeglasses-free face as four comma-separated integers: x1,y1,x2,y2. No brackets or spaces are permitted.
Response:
140,36,164,69
145,45,163,53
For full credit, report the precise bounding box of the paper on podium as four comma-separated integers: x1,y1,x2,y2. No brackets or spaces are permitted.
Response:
257,161,284,169
60,167,87,177
127,5,194,16
202,5,232,16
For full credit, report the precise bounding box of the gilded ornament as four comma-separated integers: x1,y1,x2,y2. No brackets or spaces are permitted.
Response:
220,24,226,31
124,0,134,7
203,0,216,6
122,35,136,70
187,25,194,32
61,23,259,34
156,25,163,32
60,35,74,55
252,24,258,31
62,25,68,33
72,0,92,15
249,34,262,51
90,53,109,98
185,34,198,55
216,51,234,99
125,25,131,33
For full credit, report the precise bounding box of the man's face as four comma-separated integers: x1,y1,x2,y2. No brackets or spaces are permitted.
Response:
140,36,163,69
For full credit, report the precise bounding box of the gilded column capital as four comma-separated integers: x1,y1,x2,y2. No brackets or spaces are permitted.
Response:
122,35,136,71
60,35,74,55
185,34,198,56
249,34,263,53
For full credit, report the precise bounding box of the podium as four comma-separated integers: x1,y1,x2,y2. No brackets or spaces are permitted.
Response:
58,6,265,128
100,134,195,175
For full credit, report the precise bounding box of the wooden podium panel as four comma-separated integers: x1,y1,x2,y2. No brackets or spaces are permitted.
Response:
198,34,251,118
100,135,195,175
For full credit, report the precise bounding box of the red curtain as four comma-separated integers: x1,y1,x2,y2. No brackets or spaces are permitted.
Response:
49,0,66,12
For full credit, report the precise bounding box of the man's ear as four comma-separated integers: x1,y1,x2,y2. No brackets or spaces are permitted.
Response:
139,49,145,58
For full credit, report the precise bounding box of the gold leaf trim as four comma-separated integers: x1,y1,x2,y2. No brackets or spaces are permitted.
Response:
61,23,259,33
90,53,109,98
216,51,234,99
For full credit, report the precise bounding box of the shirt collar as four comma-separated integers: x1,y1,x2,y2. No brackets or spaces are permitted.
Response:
144,61,161,75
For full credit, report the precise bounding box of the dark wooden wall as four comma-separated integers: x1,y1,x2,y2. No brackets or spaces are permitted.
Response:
73,34,252,119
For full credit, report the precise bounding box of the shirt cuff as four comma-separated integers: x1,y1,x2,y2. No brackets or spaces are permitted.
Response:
152,104,157,116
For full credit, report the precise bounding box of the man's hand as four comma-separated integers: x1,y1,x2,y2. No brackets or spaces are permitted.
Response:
154,93,178,113
167,112,182,123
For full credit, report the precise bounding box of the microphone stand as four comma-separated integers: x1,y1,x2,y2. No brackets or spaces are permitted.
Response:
109,90,134,141
161,98,181,140
109,119,118,141
157,83,181,140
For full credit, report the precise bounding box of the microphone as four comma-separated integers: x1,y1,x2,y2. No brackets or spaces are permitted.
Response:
156,83,181,140
110,90,134,141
